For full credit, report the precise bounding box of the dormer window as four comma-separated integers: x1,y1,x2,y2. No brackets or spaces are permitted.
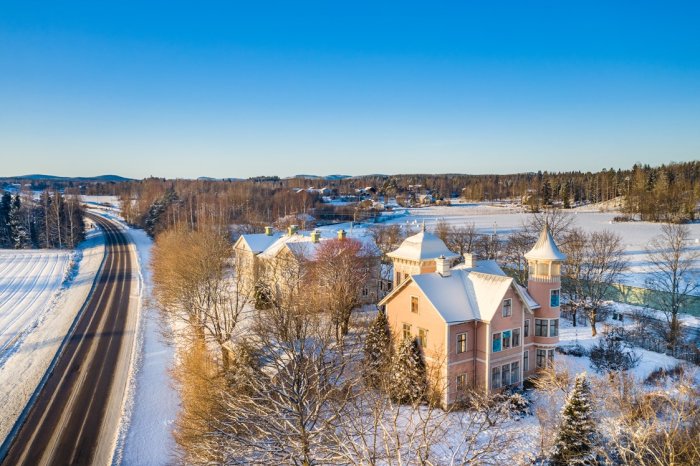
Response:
502,298,512,317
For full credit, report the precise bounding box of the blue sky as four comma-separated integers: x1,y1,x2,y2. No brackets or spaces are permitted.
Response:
0,1,698,179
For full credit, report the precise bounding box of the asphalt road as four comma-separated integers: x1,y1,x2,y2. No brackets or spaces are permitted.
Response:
1,215,135,466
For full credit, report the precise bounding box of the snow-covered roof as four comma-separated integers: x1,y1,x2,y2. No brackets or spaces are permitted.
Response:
514,283,540,311
257,230,380,261
409,268,513,323
237,232,284,254
524,226,566,261
387,227,459,262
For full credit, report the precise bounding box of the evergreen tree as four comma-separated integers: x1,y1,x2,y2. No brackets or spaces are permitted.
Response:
0,192,11,247
9,195,29,249
390,337,427,404
550,373,598,465
363,310,392,387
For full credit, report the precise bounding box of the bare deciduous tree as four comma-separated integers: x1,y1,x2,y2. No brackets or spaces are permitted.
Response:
152,228,250,369
312,238,373,339
645,223,700,349
561,229,627,336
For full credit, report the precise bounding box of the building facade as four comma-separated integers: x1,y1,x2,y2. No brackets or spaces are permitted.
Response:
379,225,565,405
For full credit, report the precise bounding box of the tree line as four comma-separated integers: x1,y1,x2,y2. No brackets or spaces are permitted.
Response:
0,191,86,249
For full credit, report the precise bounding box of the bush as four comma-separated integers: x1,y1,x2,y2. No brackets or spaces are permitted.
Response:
644,364,685,385
590,329,641,374
612,215,635,223
556,343,589,357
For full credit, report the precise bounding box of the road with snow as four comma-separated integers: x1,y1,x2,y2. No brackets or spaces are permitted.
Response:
0,215,137,466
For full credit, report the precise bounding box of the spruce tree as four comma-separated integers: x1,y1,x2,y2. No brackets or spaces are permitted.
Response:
550,372,597,465
390,337,427,404
9,195,29,249
0,192,11,247
363,310,392,387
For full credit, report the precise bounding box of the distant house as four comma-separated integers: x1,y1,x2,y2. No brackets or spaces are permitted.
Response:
234,226,385,306
379,225,565,405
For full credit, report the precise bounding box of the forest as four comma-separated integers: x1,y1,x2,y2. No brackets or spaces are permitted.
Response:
108,161,699,236
0,191,86,249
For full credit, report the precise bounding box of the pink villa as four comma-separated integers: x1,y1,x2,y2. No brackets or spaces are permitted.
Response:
378,225,565,405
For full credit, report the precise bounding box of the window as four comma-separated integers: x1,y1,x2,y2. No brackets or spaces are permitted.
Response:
491,367,501,389
548,349,555,364
456,373,467,391
492,333,502,353
411,296,418,313
511,361,520,384
418,328,428,347
502,298,512,317
512,328,520,347
362,287,369,297
402,323,412,341
536,349,547,368
523,350,529,371
549,319,559,337
535,319,548,337
524,319,530,337
456,333,467,354
550,289,560,308
502,330,512,349
501,364,511,387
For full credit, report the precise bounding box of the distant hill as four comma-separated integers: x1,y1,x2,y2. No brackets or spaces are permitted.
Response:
5,174,133,183
289,174,352,180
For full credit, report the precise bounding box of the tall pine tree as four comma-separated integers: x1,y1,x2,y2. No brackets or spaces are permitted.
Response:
363,310,392,387
550,372,598,465
9,195,29,249
390,337,427,404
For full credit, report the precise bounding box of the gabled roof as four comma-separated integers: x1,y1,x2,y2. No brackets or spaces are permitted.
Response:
257,230,381,261
387,227,459,262
236,232,284,254
379,261,521,324
524,225,566,261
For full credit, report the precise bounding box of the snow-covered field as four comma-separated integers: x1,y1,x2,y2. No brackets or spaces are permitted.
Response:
0,250,72,360
0,224,105,445
345,203,700,291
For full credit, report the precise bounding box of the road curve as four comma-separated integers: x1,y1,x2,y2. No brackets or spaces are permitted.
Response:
1,215,136,466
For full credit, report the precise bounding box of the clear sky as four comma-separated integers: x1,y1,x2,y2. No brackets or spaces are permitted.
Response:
0,1,698,179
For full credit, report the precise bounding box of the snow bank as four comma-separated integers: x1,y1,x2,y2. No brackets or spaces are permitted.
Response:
0,225,106,445
109,219,180,466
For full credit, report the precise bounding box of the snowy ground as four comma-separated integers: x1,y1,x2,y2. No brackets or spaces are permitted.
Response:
345,202,700,292
0,250,72,360
0,223,105,445
93,211,180,466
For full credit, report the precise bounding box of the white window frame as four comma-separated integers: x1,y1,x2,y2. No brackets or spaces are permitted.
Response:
512,328,520,347
402,323,412,341
502,298,512,317
523,350,529,371
549,318,559,337
491,366,501,389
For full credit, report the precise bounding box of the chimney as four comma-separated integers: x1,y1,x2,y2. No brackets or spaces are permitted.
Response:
311,230,321,243
337,229,346,240
463,252,477,268
264,226,273,236
287,224,298,236
436,255,451,277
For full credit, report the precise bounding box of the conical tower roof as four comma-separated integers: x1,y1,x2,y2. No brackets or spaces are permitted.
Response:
387,225,459,262
524,225,566,261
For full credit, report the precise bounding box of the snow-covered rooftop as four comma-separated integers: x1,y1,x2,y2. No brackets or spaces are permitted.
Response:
524,226,566,261
238,232,284,254
255,229,380,261
387,226,459,262
410,268,512,323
